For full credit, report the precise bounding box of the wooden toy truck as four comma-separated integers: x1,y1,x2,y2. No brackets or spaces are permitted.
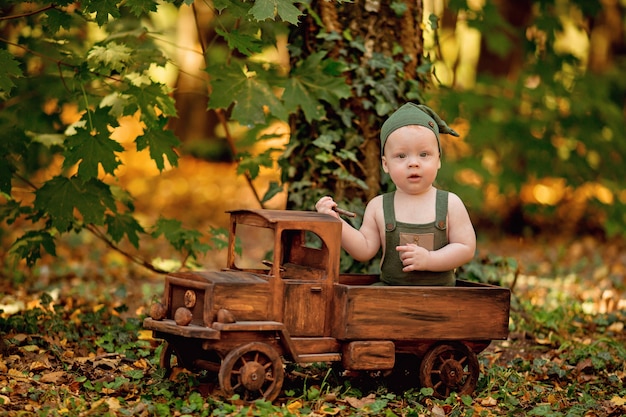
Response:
143,209,510,402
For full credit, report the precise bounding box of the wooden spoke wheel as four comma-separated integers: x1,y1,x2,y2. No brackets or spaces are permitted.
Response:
218,342,284,403
419,342,479,399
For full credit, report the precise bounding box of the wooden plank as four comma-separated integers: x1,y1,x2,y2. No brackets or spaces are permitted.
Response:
331,284,510,340
212,283,271,321
342,341,395,370
291,337,341,355
144,318,220,339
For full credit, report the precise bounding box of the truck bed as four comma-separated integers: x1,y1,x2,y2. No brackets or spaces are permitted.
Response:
331,278,510,341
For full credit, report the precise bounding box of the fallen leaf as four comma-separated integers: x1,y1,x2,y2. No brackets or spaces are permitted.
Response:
345,393,376,409
287,400,303,414
40,371,66,383
610,395,626,406
480,396,498,407
431,405,446,417
0,395,10,405
29,361,50,371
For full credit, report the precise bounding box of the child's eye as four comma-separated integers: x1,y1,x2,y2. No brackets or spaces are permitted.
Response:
420,152,429,157
396,153,407,159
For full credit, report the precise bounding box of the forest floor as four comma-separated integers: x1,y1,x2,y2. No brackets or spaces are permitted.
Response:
1,155,625,416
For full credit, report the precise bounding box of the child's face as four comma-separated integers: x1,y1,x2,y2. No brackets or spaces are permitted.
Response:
381,125,441,195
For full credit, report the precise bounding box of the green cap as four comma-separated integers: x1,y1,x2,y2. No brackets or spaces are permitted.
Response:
380,103,459,155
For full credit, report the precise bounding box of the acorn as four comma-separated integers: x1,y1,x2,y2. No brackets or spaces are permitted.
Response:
149,302,167,320
174,307,193,326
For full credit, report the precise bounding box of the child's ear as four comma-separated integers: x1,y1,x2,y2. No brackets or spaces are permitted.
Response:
438,158,441,169
382,156,390,173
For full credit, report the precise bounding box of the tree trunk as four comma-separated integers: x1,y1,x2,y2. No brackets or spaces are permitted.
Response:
286,0,427,207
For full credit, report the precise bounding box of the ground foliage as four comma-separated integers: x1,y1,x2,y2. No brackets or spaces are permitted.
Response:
0,232,625,417
2,160,626,417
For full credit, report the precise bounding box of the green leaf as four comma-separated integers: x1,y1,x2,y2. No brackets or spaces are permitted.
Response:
215,28,264,56
213,0,252,16
105,213,144,248
0,49,23,93
9,230,56,266
84,0,121,26
34,177,116,231
43,8,73,34
0,158,15,196
63,122,124,179
125,0,159,16
236,149,277,179
135,119,180,171
207,63,288,125
87,42,134,73
283,52,351,122
249,0,302,24
0,200,23,224
261,181,284,203
125,84,177,121
151,218,210,259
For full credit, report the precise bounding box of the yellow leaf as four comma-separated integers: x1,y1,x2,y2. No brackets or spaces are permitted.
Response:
105,397,121,411
69,309,82,325
610,395,626,406
30,361,50,371
137,329,153,341
0,394,10,405
287,400,302,414
319,405,341,415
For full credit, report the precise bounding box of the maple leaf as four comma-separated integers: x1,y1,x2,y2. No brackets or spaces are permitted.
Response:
213,0,251,17
215,28,264,56
63,109,124,179
249,0,302,24
124,0,159,16
282,52,351,122
207,62,287,125
9,230,56,266
43,8,73,34
105,213,144,248
87,42,133,73
0,50,23,93
124,84,177,121
83,0,121,26
134,119,180,171
0,158,14,196
34,176,116,232
151,218,210,259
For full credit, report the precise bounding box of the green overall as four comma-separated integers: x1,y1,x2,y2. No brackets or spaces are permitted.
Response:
380,189,456,286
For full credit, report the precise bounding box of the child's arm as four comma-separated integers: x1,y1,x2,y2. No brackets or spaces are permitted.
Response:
396,193,476,272
315,196,382,262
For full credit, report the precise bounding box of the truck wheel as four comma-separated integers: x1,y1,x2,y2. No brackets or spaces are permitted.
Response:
419,342,479,399
218,342,285,403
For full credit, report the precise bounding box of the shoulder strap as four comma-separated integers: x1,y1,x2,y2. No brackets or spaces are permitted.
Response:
435,189,449,230
382,192,396,231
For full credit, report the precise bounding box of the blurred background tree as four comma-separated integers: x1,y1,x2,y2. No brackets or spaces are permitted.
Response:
1,0,624,272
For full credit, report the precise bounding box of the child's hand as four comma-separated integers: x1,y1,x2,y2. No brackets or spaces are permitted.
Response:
315,196,340,218
396,244,431,271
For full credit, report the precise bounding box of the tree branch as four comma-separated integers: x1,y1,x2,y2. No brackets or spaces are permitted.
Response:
0,4,57,21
